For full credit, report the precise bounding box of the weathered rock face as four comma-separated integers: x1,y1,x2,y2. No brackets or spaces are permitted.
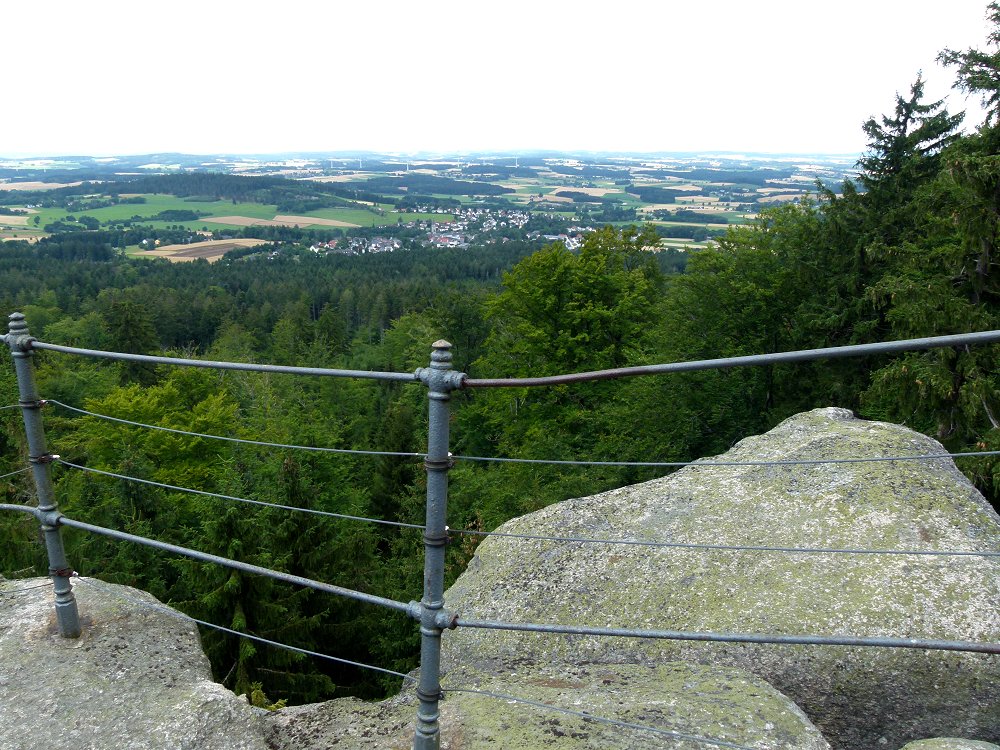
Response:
442,408,1000,749
0,578,829,750
265,660,830,750
0,576,268,750
6,408,998,749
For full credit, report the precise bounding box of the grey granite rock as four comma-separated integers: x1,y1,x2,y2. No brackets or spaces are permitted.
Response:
0,576,268,750
441,408,1000,749
264,659,831,750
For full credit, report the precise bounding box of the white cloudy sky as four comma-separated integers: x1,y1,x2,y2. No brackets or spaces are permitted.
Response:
2,0,993,157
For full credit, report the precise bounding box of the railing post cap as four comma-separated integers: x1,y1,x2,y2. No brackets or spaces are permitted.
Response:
8,312,27,332
6,313,33,351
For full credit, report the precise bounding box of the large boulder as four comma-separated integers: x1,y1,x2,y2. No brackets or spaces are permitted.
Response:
899,741,1000,750
265,660,830,749
0,576,268,750
0,578,828,750
442,408,1000,749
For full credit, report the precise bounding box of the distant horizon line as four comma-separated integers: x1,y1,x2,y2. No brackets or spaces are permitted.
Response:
1,148,863,161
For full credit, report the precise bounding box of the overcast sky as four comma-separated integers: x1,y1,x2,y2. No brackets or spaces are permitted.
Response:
3,0,993,157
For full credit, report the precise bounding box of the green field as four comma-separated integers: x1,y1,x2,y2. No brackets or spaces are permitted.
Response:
28,195,234,227
10,193,459,233
4,165,759,245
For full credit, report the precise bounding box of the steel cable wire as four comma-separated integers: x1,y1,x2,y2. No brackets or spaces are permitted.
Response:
30,403,1000,483
451,450,1000,467
442,685,758,750
46,400,425,459
55,459,425,531
42,400,1000,469
451,617,1000,655
58,578,757,748
50,459,1000,558
74,577,415,682
447,526,1000,558
0,580,53,595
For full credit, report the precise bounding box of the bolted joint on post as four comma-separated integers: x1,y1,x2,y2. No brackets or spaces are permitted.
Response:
415,340,466,394
6,312,36,354
406,601,460,630
37,509,64,528
434,607,459,630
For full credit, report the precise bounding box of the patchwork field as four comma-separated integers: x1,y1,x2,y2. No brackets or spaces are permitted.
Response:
142,238,269,262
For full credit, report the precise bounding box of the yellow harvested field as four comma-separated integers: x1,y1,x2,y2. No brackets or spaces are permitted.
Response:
145,238,268,263
0,181,82,191
203,214,361,228
2,236,39,243
273,215,361,228
202,216,287,227
756,187,791,194
0,215,30,226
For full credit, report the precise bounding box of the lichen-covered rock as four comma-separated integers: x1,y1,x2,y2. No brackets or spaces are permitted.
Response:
442,408,1000,749
264,660,830,749
900,741,1000,750
0,577,268,750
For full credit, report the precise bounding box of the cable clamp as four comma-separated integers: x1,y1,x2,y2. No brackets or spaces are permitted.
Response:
416,687,445,702
423,525,450,547
29,454,60,465
51,567,76,578
423,453,455,471
17,399,48,409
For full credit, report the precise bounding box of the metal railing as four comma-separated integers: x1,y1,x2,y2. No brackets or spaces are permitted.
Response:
4,309,1000,750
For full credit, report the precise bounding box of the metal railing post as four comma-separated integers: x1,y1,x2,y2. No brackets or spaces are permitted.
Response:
5,312,81,638
413,340,463,750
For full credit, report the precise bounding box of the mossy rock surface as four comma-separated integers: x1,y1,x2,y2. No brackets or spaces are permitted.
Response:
0,577,268,750
264,660,830,749
442,409,1000,749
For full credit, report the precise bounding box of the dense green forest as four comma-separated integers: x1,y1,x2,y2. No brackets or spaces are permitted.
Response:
3,7,1000,708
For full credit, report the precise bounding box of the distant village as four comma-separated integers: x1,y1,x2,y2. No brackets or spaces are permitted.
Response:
308,207,591,256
